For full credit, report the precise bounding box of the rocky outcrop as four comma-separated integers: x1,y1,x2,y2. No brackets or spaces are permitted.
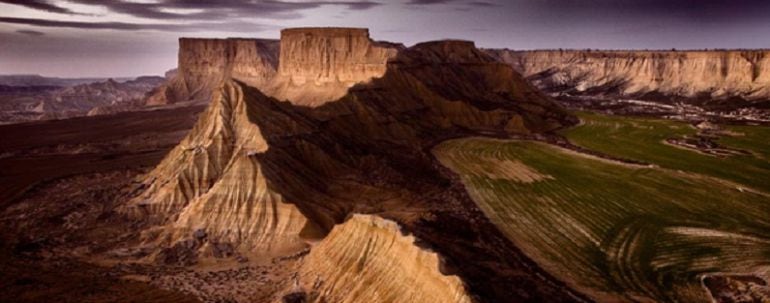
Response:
127,28,582,303
146,38,280,106
489,49,770,104
293,214,472,303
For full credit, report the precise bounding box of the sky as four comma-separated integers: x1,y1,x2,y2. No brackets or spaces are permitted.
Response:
2,0,770,77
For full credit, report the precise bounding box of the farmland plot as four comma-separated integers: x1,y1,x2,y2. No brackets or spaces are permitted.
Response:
434,133,770,302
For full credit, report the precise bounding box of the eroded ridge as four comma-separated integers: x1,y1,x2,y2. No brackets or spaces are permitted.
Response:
289,214,472,303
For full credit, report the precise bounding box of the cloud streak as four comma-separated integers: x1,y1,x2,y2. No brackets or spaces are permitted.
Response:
0,0,74,14
0,17,268,32
17,0,383,20
16,29,45,36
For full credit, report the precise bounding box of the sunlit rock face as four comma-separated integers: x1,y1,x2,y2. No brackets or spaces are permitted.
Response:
146,38,280,105
292,214,472,303
489,49,770,102
148,29,400,107
268,27,401,106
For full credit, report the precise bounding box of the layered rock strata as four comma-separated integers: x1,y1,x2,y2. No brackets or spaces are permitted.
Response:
146,38,280,105
488,49,770,104
148,28,400,107
269,28,401,106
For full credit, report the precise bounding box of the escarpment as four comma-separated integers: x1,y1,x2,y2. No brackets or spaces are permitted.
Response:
291,214,472,303
147,28,400,107
128,28,584,303
488,49,770,105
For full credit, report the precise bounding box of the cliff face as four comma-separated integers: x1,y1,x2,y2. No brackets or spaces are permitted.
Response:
268,27,401,106
126,29,581,302
278,28,397,84
146,38,279,106
294,214,472,303
489,49,770,103
149,29,400,107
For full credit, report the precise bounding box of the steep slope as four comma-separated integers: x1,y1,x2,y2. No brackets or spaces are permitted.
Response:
129,81,317,257
292,214,472,303
126,29,583,303
489,49,770,106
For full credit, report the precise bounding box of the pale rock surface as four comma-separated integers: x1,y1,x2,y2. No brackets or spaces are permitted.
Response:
294,214,473,303
489,49,770,101
146,38,279,106
148,29,399,107
267,27,401,106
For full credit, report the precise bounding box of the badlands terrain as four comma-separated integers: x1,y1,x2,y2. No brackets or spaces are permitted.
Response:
0,74,173,124
1,27,769,303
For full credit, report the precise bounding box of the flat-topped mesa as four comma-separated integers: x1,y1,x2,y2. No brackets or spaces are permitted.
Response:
146,38,279,105
270,27,401,106
147,28,401,106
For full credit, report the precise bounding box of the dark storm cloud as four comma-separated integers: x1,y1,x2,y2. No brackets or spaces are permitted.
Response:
0,0,74,14
0,17,267,32
15,29,45,36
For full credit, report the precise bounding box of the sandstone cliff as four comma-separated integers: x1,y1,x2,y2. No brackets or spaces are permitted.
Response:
268,28,401,106
126,29,583,303
488,49,770,104
149,28,400,107
146,38,280,106
293,214,472,303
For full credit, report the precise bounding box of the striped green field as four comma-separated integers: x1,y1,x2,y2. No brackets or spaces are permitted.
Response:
433,116,770,302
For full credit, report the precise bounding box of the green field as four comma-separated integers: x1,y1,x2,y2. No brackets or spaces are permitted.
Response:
434,115,770,302
563,112,770,192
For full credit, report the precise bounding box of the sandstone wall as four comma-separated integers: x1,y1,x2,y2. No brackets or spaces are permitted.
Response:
268,27,401,106
146,38,279,105
149,29,399,107
489,49,770,101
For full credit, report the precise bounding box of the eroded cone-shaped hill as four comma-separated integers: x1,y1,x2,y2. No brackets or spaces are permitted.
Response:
126,29,583,303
